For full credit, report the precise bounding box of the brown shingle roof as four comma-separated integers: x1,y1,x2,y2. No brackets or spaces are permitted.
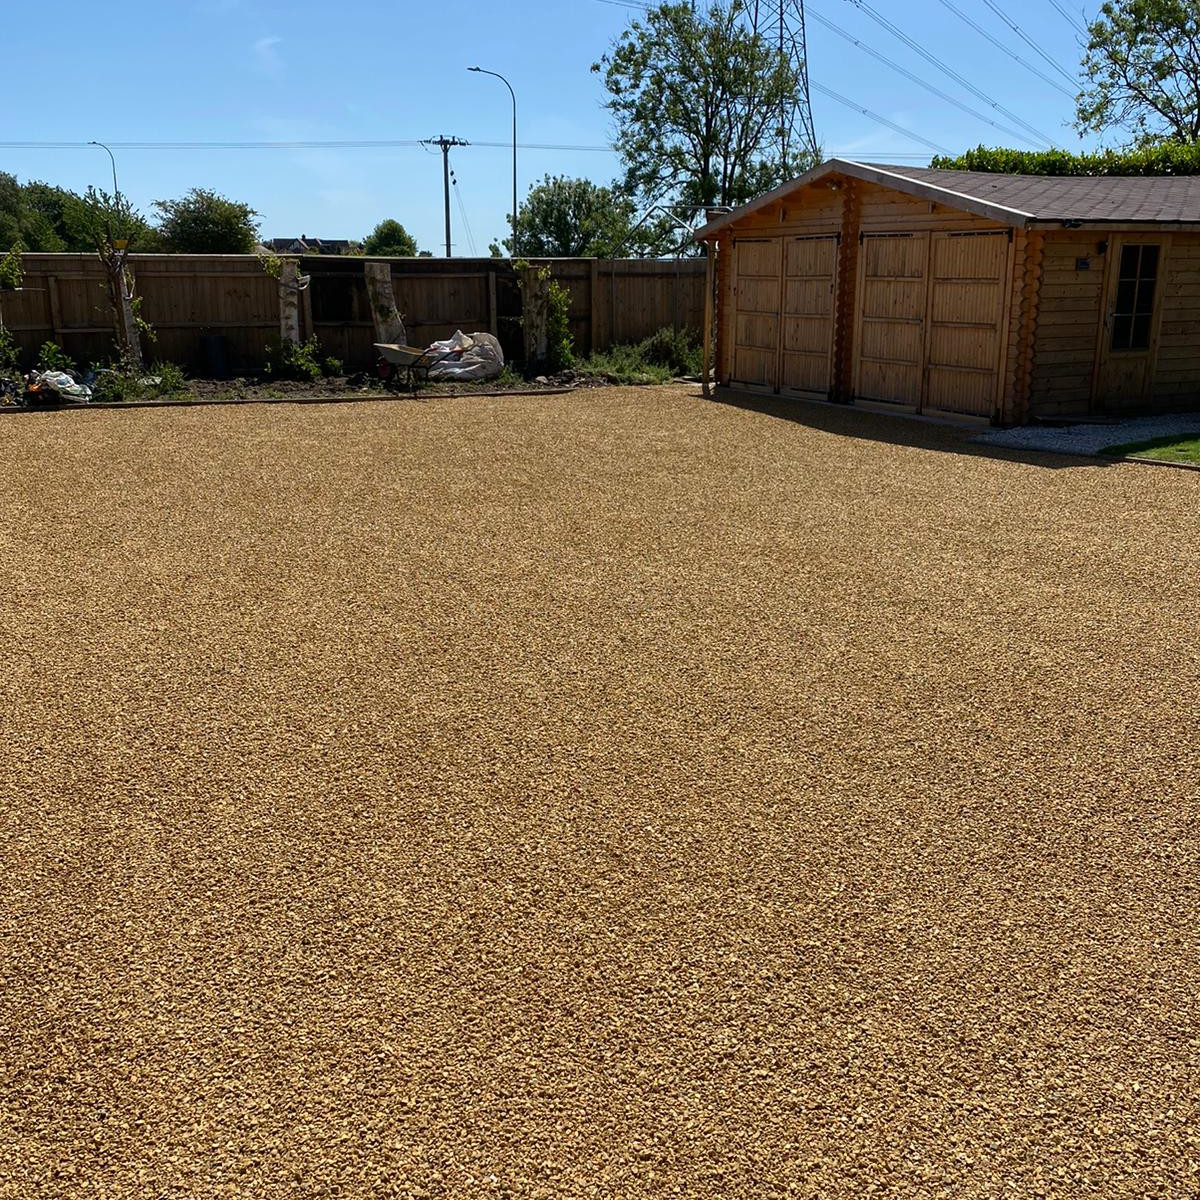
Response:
695,159,1200,238
866,163,1200,223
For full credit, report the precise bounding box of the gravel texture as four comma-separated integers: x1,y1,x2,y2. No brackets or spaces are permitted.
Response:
1,387,1198,1199
976,410,1200,457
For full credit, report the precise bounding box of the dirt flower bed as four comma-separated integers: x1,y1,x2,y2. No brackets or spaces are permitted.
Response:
180,370,597,403
1,386,1197,1198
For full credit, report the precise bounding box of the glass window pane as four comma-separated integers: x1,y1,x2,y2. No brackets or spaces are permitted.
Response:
1115,280,1137,314
1140,244,1160,280
1111,314,1133,350
1135,280,1157,315
1131,313,1152,348
1119,244,1141,278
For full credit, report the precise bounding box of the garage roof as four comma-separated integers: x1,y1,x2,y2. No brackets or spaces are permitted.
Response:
695,159,1200,237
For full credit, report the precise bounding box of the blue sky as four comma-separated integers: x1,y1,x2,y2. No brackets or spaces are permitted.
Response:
2,0,1101,253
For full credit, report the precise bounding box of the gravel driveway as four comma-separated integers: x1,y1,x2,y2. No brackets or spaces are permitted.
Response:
2,387,1197,1199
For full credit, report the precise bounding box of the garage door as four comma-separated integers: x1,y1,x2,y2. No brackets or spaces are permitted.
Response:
780,235,838,396
855,233,929,407
925,231,1010,419
854,230,1010,419
732,237,782,390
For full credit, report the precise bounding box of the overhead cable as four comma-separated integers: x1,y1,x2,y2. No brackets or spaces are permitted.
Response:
809,5,1046,145
978,0,1079,85
811,83,953,154
842,0,1059,145
934,0,1076,95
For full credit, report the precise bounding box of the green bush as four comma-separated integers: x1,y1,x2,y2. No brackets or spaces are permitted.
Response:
89,360,188,403
263,336,323,382
148,361,186,395
546,279,574,373
930,142,1200,176
37,341,75,372
637,326,702,376
0,325,21,380
323,355,343,377
576,325,702,385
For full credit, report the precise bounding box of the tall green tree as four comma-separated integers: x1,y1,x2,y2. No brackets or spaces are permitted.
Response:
593,1,812,210
363,219,417,257
499,176,638,257
1077,0,1200,144
154,188,260,253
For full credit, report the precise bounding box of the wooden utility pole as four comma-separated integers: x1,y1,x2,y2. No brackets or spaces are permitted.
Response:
422,136,469,257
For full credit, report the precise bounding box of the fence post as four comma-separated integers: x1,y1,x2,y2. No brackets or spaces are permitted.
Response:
279,258,302,345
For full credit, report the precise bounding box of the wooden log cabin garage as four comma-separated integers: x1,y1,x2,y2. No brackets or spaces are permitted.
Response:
695,160,1200,424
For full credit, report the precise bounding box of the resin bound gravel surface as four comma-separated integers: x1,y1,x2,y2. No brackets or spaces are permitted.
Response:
1,387,1197,1199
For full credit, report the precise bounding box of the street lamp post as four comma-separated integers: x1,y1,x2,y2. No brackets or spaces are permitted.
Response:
468,67,518,258
88,140,119,199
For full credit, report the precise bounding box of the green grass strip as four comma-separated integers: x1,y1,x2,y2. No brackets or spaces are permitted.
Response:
1099,433,1200,463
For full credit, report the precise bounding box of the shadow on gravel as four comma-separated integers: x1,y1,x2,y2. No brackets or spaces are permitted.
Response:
708,389,1113,471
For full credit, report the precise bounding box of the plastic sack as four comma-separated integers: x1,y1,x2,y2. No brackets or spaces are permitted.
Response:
424,330,505,382
28,370,92,403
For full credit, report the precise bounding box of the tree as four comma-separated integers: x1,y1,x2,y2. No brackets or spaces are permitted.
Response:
154,188,260,253
1077,0,1200,144
498,176,636,257
593,1,813,211
74,187,153,369
363,219,417,257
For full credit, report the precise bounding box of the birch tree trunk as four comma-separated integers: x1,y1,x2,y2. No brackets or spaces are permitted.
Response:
279,258,302,346
364,261,407,345
520,265,550,367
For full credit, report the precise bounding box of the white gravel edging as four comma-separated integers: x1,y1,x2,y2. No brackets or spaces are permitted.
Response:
974,411,1200,457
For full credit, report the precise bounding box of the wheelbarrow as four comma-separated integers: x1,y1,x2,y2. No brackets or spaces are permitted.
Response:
374,342,456,393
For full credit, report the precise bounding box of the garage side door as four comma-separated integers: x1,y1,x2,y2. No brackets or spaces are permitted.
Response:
926,231,1009,419
780,235,837,396
732,237,782,390
855,233,928,407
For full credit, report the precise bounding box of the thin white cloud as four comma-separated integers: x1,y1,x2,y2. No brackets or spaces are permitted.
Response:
253,36,283,78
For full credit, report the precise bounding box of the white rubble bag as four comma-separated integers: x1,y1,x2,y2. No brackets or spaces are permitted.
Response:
423,330,504,382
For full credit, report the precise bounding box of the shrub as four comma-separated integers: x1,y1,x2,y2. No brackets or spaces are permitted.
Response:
322,355,343,377
546,279,574,373
575,325,702,385
263,336,323,382
148,361,186,395
89,360,188,403
637,326,702,376
0,245,23,292
37,341,75,372
0,325,21,379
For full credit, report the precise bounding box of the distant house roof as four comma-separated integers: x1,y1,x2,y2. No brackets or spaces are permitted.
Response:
695,159,1200,238
263,236,357,254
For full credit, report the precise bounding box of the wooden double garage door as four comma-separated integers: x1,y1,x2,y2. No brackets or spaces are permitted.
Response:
732,229,1011,419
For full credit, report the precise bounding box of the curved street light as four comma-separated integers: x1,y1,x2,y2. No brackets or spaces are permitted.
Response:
88,140,120,199
468,67,518,258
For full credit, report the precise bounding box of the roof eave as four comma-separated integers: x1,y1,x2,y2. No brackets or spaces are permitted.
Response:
694,158,1038,240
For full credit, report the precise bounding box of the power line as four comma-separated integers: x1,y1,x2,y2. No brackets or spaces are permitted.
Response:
933,0,1076,95
450,169,478,257
0,139,615,152
977,0,1079,86
811,82,953,153
841,0,1059,145
0,137,935,160
808,5,1046,145
1047,0,1088,36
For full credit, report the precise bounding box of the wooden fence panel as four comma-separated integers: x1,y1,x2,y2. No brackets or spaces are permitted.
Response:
4,253,706,374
